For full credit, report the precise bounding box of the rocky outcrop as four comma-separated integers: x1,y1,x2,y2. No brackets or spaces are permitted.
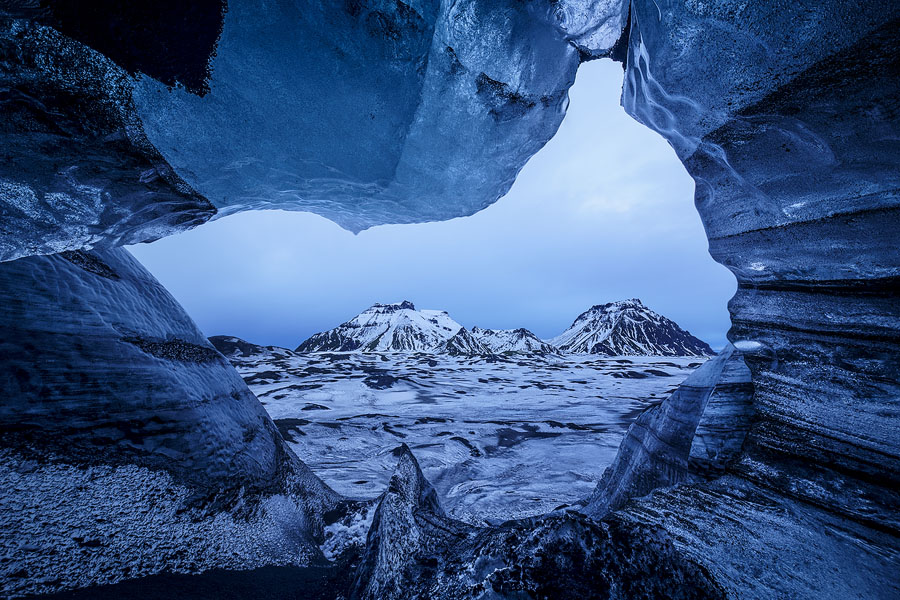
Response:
0,247,339,596
350,445,458,600
208,335,273,358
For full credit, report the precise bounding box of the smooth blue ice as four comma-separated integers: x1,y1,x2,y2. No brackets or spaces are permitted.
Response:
131,0,623,231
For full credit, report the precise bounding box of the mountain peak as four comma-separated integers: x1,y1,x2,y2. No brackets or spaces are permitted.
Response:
369,300,416,313
470,326,556,354
297,301,461,352
588,298,645,312
551,300,712,357
296,299,710,357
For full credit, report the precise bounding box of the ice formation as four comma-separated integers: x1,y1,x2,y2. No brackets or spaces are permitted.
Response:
0,0,898,597
0,247,339,595
0,0,623,261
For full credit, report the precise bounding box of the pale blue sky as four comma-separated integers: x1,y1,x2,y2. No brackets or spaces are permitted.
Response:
128,59,735,350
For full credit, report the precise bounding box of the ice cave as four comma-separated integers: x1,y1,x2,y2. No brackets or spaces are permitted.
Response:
0,1,898,598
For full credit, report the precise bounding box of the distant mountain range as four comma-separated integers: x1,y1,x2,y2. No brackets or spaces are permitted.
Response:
471,326,557,354
290,299,712,357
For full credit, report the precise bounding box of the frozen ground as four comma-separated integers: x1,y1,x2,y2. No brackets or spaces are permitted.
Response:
228,349,703,525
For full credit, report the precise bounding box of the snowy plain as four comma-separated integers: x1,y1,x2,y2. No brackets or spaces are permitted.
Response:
226,347,703,525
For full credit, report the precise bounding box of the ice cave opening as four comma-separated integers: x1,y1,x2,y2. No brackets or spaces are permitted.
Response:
1,2,898,599
125,58,736,524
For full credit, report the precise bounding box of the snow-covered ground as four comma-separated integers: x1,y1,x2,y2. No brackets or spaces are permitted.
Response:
228,349,703,525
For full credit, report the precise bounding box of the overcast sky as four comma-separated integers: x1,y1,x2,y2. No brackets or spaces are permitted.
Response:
128,59,735,350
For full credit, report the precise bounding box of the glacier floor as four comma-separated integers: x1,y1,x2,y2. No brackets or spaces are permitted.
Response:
228,350,704,524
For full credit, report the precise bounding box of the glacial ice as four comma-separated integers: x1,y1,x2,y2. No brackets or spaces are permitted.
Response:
1,0,628,258
0,0,898,597
129,0,619,231
214,343,701,523
0,247,339,594
584,348,733,515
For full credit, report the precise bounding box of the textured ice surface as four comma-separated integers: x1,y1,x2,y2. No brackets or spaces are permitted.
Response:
216,344,701,524
0,248,279,488
0,248,338,596
0,451,327,598
1,1,626,256
0,20,215,262
129,0,617,232
608,475,900,600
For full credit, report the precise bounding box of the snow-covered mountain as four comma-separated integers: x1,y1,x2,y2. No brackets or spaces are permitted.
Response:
295,299,712,357
549,299,713,357
471,326,557,354
443,327,490,356
296,301,467,352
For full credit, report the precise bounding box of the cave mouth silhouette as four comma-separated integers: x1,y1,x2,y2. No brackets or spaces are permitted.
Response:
120,57,733,523
1,3,898,598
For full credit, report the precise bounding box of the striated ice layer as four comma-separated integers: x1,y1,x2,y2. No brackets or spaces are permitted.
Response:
584,346,734,516
621,0,900,516
596,1,900,597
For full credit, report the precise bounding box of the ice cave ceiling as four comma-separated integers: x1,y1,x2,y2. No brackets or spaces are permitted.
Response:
0,0,898,598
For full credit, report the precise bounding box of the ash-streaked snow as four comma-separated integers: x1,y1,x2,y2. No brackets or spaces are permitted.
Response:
296,299,713,357
213,340,703,525
551,298,713,356
296,301,464,353
471,326,557,354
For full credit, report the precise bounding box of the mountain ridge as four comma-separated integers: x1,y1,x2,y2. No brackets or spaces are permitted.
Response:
291,300,712,357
